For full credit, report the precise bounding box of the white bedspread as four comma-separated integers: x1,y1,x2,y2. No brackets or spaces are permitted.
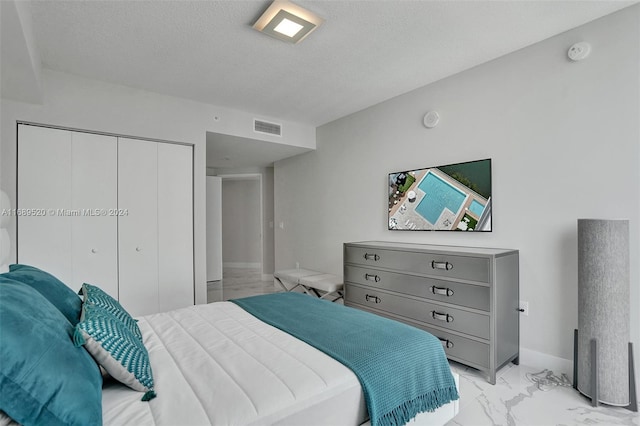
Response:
102,302,367,425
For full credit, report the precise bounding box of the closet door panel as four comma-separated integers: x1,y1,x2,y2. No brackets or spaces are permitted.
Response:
118,138,159,317
71,132,118,297
17,125,72,286
158,143,194,312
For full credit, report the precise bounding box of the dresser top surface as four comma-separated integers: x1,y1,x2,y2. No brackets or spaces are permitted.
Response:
345,241,518,257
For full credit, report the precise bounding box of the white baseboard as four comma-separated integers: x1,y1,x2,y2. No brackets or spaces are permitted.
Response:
223,262,261,269
519,347,573,380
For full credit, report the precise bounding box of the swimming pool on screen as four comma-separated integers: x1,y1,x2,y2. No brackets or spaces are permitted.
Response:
415,172,467,224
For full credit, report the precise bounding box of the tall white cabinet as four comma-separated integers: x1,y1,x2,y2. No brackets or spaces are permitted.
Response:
17,124,194,316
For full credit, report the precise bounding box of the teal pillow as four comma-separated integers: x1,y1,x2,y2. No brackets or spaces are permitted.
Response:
75,303,156,401
4,264,81,325
80,283,142,341
0,277,102,426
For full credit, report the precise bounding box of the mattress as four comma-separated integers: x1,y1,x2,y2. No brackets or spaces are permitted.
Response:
102,301,459,426
102,301,367,425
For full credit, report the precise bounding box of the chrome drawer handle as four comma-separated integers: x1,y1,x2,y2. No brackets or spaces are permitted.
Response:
431,260,453,271
365,273,381,282
438,337,454,349
364,253,380,261
431,286,454,297
365,294,381,304
432,311,454,323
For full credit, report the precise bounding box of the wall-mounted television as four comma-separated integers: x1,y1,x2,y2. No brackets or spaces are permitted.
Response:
388,158,492,231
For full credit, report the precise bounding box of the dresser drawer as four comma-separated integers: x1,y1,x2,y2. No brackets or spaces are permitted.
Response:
345,246,490,283
345,284,490,339
345,265,490,311
418,325,490,369
345,301,490,370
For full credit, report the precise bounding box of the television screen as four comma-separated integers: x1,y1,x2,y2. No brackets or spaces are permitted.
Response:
388,158,492,231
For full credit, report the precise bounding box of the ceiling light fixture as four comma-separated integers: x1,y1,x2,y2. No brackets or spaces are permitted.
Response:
274,18,304,38
253,0,324,44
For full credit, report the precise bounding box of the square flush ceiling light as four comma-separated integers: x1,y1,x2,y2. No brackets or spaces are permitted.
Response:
253,0,324,44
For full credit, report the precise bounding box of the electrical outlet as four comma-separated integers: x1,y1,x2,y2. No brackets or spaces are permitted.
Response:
519,300,529,316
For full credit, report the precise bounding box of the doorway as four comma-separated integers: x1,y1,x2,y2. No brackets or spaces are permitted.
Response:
207,173,276,302
221,175,262,270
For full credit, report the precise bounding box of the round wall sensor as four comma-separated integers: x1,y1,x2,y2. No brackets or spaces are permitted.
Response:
568,42,591,61
423,111,440,128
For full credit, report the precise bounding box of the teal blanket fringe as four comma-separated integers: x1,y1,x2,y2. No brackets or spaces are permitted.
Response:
231,292,459,426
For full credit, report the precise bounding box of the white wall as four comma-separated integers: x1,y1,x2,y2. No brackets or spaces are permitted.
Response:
0,1,43,104
275,6,640,381
221,178,262,267
1,69,315,305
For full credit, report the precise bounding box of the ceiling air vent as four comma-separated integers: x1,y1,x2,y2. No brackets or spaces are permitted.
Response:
254,119,282,137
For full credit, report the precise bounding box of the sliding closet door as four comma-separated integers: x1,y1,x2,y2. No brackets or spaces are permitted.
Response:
17,125,72,284
70,132,118,296
158,143,194,312
18,125,118,293
118,138,159,317
19,125,194,315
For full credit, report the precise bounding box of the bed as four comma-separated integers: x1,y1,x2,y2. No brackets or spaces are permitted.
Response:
0,264,459,426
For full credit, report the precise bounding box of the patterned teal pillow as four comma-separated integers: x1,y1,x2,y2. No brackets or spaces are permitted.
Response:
74,303,156,401
79,283,142,341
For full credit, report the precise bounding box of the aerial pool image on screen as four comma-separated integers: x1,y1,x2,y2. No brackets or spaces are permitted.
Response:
388,159,492,231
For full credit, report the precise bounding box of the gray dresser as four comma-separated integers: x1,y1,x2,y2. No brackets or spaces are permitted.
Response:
343,241,519,384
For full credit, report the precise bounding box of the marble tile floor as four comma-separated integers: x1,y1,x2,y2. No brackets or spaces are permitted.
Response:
446,361,638,426
207,267,279,303
208,269,638,426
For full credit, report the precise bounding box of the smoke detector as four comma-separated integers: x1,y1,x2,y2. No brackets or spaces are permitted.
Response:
423,111,440,129
568,42,591,61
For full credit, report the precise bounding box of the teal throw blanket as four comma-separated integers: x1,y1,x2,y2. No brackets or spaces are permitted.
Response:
231,292,459,426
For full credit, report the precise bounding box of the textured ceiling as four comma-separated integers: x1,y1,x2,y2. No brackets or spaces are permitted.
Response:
26,0,636,128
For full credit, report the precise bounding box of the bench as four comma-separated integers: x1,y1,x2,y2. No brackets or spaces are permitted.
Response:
274,268,343,302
